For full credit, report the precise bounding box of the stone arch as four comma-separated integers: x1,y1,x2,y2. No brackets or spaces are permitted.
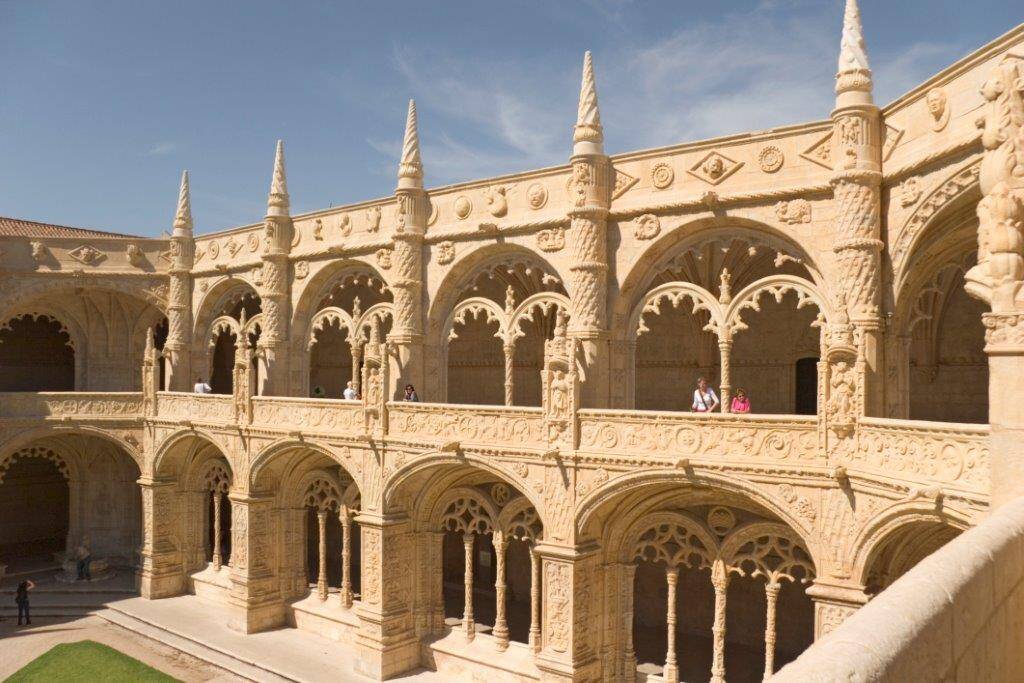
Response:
614,217,825,337
192,277,261,342
724,274,832,333
290,259,392,341
576,469,821,570
249,438,361,499
586,472,818,682
386,456,546,650
0,426,142,476
152,429,233,481
850,502,970,591
890,158,982,295
429,243,567,405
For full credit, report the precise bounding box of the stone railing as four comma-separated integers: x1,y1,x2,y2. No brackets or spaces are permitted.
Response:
387,402,548,448
0,391,143,419
848,417,989,494
250,396,364,434
578,409,822,464
772,495,1024,682
155,392,235,425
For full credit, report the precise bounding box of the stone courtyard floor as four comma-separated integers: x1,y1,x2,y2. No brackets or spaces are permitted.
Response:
0,567,444,682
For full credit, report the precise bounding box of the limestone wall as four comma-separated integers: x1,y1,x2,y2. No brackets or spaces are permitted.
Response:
772,496,1024,682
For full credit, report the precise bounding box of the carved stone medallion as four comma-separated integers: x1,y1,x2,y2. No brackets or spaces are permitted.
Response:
650,162,674,189
527,182,548,210
454,196,472,220
758,146,785,173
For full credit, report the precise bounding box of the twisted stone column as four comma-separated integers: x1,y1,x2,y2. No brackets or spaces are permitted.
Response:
663,566,680,683
463,533,475,641
316,509,328,602
710,560,729,683
763,581,781,681
718,337,733,413
503,342,515,406
492,533,510,650
340,507,353,608
211,492,223,571
529,546,541,654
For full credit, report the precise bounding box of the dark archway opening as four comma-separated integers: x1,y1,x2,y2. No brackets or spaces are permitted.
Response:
0,457,69,562
0,314,75,391
794,357,819,415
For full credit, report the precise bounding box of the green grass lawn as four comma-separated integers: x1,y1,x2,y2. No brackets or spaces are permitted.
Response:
5,640,179,683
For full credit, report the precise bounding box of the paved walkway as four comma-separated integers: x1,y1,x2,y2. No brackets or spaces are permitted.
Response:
101,595,444,682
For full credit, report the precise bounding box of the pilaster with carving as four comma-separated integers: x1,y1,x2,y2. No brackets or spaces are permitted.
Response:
830,0,884,417
226,492,283,633
165,171,195,391
805,578,869,640
567,52,612,408
257,141,293,396
137,478,184,598
535,542,603,682
353,512,418,680
542,309,580,450
389,100,427,399
963,50,1024,506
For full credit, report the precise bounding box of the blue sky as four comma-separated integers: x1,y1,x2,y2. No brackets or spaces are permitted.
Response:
1,1,1020,237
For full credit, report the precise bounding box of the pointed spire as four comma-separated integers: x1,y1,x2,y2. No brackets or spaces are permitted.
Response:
172,170,193,236
573,51,604,155
267,140,290,217
835,0,873,104
397,99,424,189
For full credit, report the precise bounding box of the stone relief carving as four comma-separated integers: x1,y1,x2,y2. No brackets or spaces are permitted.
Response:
926,87,950,131
435,241,455,265
612,168,639,199
339,214,352,237
126,244,145,267
246,232,260,252
897,177,922,207
376,248,393,270
294,261,309,279
537,227,566,252
29,241,47,263
484,186,509,217
364,206,381,233
800,131,833,169
758,146,785,173
68,245,104,265
454,196,472,220
689,151,742,185
527,183,548,209
632,213,661,240
650,162,674,189
226,238,241,257
313,219,324,241
208,240,221,260
775,199,812,224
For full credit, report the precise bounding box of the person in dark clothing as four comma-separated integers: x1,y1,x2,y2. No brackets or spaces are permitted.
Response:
16,580,34,625
403,384,419,402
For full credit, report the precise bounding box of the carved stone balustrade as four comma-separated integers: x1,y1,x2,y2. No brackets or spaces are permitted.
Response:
387,402,547,449
0,392,144,420
155,392,235,425
250,396,365,435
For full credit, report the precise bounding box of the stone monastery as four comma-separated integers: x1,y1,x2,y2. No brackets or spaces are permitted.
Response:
2,1,1024,680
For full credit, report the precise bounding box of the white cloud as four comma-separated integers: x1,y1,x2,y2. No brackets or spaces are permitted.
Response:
147,142,177,156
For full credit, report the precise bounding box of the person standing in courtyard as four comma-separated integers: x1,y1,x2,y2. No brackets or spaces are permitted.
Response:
15,579,34,626
692,377,719,413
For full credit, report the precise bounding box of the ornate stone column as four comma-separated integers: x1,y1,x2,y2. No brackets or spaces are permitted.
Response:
226,492,284,633
316,509,329,601
718,336,733,413
964,52,1024,507
567,52,612,409
710,560,729,683
620,563,638,682
535,541,603,681
211,491,223,571
351,341,363,396
340,506,354,608
503,342,515,406
830,0,884,417
137,477,185,598
805,578,869,639
529,545,542,654
663,566,680,683
763,581,781,681
257,141,293,396
388,100,427,400
462,532,476,641
164,171,195,391
492,532,510,650
352,512,418,680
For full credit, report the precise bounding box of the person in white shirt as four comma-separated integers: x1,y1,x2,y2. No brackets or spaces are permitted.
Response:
692,377,719,413
343,381,358,400
194,377,212,394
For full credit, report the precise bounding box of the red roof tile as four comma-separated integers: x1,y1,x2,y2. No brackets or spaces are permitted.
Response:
0,216,140,239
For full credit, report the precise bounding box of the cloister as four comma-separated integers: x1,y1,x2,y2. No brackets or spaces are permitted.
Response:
1,3,1022,681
